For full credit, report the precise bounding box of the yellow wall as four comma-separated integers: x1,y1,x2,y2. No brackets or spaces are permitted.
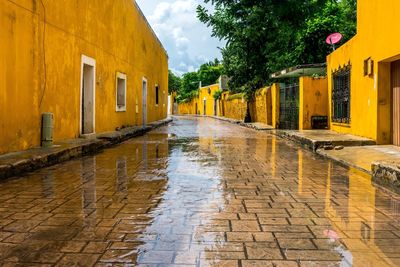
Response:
198,84,220,116
250,87,272,124
0,0,168,154
299,77,329,130
178,99,198,115
223,94,247,121
327,0,400,144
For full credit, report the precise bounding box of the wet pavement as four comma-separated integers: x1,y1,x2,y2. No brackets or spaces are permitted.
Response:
0,116,400,266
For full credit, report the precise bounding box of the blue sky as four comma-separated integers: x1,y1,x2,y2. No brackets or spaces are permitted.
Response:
136,0,224,75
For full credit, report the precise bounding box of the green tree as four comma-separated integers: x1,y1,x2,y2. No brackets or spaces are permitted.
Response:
175,60,223,102
198,60,223,86
197,0,357,94
168,70,181,94
177,72,199,103
295,1,357,64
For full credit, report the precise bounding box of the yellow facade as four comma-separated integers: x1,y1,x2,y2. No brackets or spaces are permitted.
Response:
327,0,400,144
0,0,168,154
299,77,329,130
221,93,247,121
178,99,198,115
198,84,220,116
271,83,280,128
250,87,272,125
177,78,328,129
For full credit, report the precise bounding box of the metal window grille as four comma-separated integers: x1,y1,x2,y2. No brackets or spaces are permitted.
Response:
279,83,299,130
332,66,351,123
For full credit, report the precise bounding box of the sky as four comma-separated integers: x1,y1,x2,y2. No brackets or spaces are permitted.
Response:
136,0,225,75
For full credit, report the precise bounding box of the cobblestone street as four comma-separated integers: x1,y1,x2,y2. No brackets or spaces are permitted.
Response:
0,117,400,266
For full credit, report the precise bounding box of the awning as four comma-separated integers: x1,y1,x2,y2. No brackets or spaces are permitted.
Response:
270,63,326,79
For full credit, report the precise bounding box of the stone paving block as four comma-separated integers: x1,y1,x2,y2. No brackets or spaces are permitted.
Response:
231,220,261,232
138,250,174,264
56,253,100,267
245,243,282,260
285,250,342,261
199,260,239,267
277,239,316,250
200,251,246,260
242,260,299,267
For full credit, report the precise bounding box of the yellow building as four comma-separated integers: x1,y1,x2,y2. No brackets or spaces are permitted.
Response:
271,64,329,130
327,0,400,145
0,0,168,155
199,84,220,116
177,76,228,116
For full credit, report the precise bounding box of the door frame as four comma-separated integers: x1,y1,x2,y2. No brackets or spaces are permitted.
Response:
391,60,400,146
142,77,148,126
80,55,96,135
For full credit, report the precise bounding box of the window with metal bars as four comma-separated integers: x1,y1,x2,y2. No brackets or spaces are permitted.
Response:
332,66,351,123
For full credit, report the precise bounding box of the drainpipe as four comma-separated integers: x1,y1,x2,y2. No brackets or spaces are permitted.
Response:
41,113,53,148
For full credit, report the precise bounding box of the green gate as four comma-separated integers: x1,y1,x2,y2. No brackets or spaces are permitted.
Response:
279,83,299,130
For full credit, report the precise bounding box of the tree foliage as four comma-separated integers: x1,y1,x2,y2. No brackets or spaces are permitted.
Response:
198,59,224,87
197,0,357,95
175,60,223,103
168,70,181,94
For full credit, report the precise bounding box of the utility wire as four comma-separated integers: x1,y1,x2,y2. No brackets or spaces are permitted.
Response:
38,0,47,109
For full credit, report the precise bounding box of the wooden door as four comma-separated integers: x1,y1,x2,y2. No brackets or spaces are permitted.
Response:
392,60,400,146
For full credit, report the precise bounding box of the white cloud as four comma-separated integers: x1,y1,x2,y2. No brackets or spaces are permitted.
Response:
136,0,225,75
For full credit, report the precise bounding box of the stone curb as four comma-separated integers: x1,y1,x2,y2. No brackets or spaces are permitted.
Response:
0,118,172,180
372,161,400,194
273,130,376,152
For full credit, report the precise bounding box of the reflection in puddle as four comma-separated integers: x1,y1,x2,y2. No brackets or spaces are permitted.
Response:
0,117,399,266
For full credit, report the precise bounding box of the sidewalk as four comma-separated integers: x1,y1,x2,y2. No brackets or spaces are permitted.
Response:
318,145,400,193
0,118,172,180
274,129,376,151
208,115,275,131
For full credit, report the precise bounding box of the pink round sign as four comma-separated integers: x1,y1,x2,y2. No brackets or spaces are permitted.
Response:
326,33,343,45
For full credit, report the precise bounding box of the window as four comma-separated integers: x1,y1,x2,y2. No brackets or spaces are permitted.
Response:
155,85,159,105
116,73,127,112
332,66,351,123
363,58,374,77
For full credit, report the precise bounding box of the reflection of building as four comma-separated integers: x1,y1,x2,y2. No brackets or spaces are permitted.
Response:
81,157,97,227
295,154,399,266
0,0,168,155
327,0,400,145
324,167,396,266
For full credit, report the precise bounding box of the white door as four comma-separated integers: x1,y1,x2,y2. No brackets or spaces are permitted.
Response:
81,56,96,135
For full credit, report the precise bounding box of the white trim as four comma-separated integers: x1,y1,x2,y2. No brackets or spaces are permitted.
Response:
80,55,96,135
116,72,127,112
142,77,148,126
